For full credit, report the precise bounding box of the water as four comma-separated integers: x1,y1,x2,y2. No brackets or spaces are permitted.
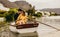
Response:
37,16,60,37
40,16,60,29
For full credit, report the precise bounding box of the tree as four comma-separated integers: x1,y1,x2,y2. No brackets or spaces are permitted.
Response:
0,10,7,17
27,6,35,16
5,8,18,22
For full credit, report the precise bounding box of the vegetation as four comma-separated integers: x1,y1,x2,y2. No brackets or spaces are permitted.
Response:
5,8,18,22
27,6,42,18
0,8,18,31
27,6,35,16
50,12,57,16
0,10,7,17
33,12,42,17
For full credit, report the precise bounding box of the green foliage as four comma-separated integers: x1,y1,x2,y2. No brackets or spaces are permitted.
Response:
0,10,7,17
5,8,18,22
33,12,42,17
0,8,18,22
5,14,14,22
27,5,42,18
27,6,35,16
0,14,5,17
50,12,57,16
9,8,18,13
26,6,36,20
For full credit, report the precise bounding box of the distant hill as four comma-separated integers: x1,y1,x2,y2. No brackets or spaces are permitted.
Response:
40,8,60,14
0,0,31,11
14,1,31,10
0,0,19,8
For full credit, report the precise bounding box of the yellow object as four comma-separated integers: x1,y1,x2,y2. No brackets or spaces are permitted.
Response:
16,14,28,25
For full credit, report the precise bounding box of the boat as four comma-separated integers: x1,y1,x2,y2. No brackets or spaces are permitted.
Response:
9,21,39,33
16,23,39,29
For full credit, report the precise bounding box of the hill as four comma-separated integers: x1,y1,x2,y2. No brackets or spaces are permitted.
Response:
40,8,60,14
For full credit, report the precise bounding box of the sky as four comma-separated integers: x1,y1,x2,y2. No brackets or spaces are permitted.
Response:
0,0,60,10
26,0,60,10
